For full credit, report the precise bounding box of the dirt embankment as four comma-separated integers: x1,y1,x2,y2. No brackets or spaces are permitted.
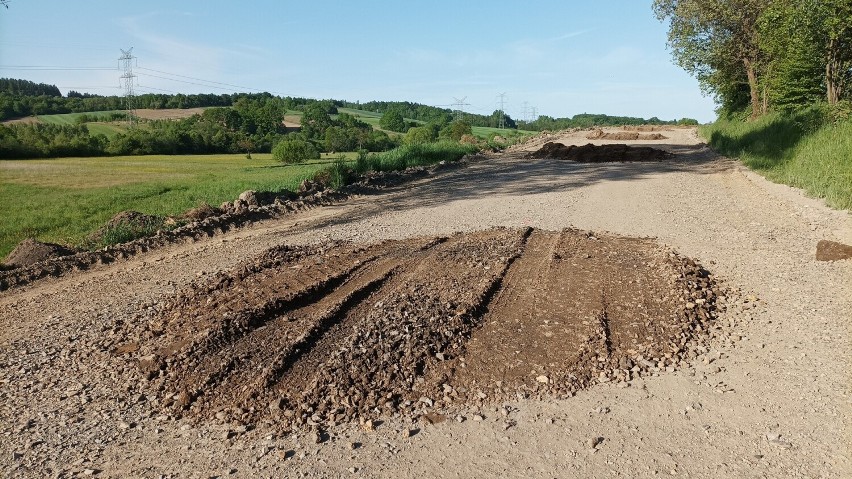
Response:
587,129,669,141
123,228,718,432
526,142,673,162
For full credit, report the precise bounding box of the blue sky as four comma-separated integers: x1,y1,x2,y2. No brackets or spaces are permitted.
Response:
0,0,718,122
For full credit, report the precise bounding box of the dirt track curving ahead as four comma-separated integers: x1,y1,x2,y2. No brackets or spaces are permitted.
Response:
0,127,850,478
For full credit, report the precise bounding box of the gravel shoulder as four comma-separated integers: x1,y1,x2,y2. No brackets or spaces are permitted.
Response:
1,127,850,478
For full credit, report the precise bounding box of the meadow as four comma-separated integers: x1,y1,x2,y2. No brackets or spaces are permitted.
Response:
0,154,336,258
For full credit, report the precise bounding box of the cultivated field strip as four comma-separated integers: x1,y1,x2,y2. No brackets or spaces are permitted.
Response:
132,228,717,430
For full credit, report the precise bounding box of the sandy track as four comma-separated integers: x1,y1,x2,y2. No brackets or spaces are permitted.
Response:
1,128,850,478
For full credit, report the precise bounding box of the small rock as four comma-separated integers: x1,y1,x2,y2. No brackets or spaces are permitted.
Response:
83,469,98,476
348,466,358,473
472,414,484,421
587,436,603,449
536,375,550,384
419,396,433,407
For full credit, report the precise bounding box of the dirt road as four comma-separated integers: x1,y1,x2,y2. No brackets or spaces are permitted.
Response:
1,128,850,478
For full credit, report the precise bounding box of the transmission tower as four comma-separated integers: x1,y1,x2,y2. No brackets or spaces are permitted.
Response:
531,106,538,123
522,101,529,123
118,48,137,127
452,96,470,121
497,92,507,129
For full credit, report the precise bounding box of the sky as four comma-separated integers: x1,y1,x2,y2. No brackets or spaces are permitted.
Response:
0,0,718,123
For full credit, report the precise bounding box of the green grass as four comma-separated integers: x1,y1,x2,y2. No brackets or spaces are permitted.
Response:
35,111,124,125
700,108,852,210
0,154,335,259
471,125,536,140
359,141,478,173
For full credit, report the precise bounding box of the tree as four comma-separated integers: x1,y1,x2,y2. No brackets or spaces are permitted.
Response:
403,126,435,145
440,120,472,141
272,137,320,164
379,109,406,132
654,0,771,118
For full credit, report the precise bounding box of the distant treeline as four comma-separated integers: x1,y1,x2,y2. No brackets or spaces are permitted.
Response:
0,95,396,159
518,113,699,131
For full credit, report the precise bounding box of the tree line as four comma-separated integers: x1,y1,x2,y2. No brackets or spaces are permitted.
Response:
653,0,852,119
518,113,698,131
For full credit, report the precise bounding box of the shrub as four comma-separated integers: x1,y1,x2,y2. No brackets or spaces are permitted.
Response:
272,138,320,164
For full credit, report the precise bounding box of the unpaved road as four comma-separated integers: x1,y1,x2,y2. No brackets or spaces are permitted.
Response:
1,128,850,478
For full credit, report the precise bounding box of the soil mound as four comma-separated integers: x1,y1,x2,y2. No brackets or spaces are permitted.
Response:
2,238,78,268
586,130,669,141
87,211,163,242
181,203,221,221
527,142,673,162
131,228,717,430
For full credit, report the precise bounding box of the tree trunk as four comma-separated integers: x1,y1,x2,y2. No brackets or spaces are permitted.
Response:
744,58,762,119
826,38,841,105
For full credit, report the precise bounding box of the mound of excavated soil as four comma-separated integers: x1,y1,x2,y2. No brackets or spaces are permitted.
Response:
86,211,162,242
128,228,717,430
527,142,673,162
2,238,78,268
586,130,669,141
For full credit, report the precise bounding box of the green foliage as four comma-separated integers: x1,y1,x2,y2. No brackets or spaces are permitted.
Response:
272,137,320,164
379,109,407,132
654,0,852,117
700,107,851,210
80,215,172,250
440,120,472,141
403,126,436,145
364,141,478,172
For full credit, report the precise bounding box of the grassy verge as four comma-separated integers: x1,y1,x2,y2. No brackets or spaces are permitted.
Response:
358,141,478,172
0,154,333,258
700,109,852,210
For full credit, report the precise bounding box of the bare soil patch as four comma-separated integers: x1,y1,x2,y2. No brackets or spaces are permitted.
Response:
132,228,717,431
526,142,673,162
587,129,669,141
1,238,78,269
134,108,206,120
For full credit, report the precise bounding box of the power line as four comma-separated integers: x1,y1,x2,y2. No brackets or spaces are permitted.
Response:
136,67,284,95
497,92,507,129
0,65,116,71
119,48,137,127
452,96,470,121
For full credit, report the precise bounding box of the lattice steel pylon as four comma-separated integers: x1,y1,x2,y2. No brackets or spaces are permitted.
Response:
118,48,137,127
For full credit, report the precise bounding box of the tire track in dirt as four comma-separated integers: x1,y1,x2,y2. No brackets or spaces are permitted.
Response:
132,227,718,430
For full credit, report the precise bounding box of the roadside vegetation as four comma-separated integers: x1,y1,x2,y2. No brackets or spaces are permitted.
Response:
0,154,332,258
655,0,851,209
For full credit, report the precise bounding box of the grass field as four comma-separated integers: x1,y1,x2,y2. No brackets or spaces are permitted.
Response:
700,110,852,210
0,154,337,258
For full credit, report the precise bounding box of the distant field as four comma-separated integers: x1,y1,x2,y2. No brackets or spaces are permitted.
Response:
0,154,337,258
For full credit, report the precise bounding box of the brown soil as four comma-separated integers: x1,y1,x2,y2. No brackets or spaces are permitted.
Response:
526,142,673,162
1,238,78,268
133,228,717,431
587,129,669,141
622,125,672,132
816,240,852,261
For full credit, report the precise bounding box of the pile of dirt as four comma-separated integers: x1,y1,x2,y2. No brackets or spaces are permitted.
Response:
526,142,673,162
180,203,221,221
128,228,718,431
2,238,78,268
586,129,669,141
86,211,163,243
622,125,672,132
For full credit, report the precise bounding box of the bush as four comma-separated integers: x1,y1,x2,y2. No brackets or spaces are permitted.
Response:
403,126,435,145
272,138,320,164
365,141,478,172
